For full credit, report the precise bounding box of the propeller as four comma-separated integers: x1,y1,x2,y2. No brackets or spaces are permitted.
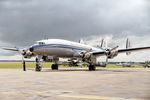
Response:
18,47,33,71
105,45,119,65
1,46,35,71
18,48,27,71
20,47,35,71
10,47,27,71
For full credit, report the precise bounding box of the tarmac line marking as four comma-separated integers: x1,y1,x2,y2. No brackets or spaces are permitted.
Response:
0,92,17,95
59,94,142,100
0,91,143,100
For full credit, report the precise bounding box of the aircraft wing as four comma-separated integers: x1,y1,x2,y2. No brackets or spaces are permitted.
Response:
92,51,105,56
1,47,20,51
117,46,150,54
92,46,150,56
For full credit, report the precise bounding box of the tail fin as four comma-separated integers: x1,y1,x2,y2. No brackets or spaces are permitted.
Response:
126,38,131,55
101,39,107,49
79,39,85,44
97,39,107,49
101,39,104,47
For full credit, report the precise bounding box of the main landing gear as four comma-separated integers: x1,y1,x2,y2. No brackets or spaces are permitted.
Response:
51,57,59,70
88,65,96,71
51,64,58,70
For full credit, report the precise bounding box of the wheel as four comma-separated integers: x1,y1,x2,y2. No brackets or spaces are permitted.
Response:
35,64,42,71
88,65,96,71
51,64,58,70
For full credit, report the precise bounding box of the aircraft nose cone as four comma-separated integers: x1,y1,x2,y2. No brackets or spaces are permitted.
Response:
29,47,34,52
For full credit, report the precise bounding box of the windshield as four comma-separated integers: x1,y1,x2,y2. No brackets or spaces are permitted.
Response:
38,42,45,45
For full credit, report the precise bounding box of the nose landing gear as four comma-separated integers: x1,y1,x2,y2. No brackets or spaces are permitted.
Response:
35,57,42,71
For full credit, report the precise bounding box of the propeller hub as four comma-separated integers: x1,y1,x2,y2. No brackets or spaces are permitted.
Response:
21,50,26,55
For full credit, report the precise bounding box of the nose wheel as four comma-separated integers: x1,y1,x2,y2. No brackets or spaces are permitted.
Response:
51,64,58,70
35,63,42,71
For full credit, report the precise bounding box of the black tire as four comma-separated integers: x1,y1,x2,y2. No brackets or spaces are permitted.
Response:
51,64,58,70
35,64,42,71
89,65,96,71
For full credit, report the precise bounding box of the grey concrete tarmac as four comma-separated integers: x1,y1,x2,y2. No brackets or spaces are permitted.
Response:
0,68,150,100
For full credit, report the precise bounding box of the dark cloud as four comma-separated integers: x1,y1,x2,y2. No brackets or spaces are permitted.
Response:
0,0,150,46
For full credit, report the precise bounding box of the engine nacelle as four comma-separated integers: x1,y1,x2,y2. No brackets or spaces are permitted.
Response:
107,50,118,59
84,53,92,59
22,49,35,58
24,52,35,58
80,52,92,63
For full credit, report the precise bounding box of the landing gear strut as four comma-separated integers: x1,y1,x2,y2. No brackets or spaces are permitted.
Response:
35,57,42,71
51,64,58,70
88,65,96,71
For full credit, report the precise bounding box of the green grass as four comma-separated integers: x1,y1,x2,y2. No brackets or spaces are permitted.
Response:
0,62,51,68
105,64,144,68
0,62,145,68
0,62,85,68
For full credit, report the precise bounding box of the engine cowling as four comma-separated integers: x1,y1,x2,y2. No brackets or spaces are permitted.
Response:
84,53,92,59
21,48,35,58
106,50,118,59
80,52,92,62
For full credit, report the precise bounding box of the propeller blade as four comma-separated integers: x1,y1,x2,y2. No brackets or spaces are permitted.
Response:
110,46,119,51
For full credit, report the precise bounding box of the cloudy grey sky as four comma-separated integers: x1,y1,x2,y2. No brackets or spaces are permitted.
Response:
0,0,150,61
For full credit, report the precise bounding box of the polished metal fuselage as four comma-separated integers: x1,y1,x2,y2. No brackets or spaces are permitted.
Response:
31,39,103,58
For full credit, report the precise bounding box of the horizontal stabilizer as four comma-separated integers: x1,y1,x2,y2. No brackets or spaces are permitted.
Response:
1,47,20,51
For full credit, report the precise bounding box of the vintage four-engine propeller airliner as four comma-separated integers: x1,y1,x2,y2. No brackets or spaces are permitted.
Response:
2,38,150,71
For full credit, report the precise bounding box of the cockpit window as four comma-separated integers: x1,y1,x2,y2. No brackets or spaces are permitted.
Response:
38,42,45,45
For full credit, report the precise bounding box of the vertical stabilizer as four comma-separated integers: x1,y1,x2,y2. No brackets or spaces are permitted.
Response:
100,39,107,49
126,38,131,55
